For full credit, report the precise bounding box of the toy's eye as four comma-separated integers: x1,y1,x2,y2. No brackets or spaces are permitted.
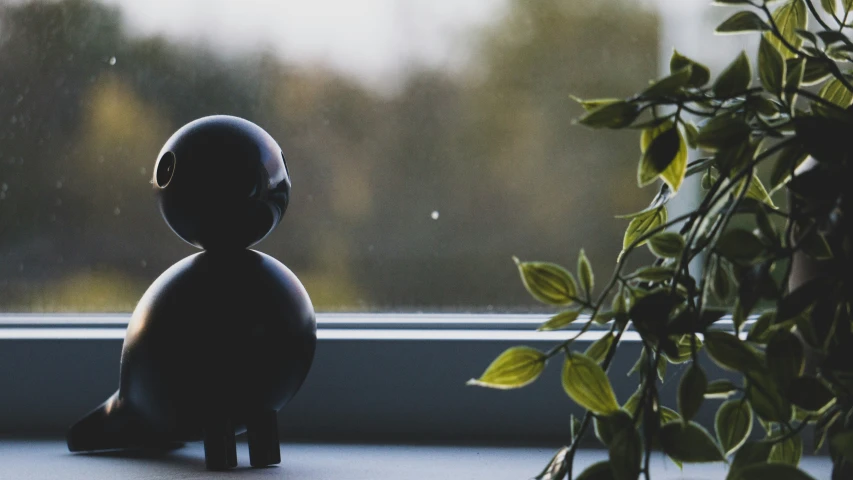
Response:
156,151,176,188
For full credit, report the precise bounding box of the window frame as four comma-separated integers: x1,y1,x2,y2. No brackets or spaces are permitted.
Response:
0,313,744,445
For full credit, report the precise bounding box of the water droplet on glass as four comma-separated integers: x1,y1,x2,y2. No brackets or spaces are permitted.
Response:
113,207,121,215
49,213,56,222
55,198,63,206
140,260,147,268
98,155,105,163
55,180,63,189
18,263,24,272
139,167,147,175
1,183,7,191
431,210,440,220
108,56,117,66
9,115,16,124
0,192,6,200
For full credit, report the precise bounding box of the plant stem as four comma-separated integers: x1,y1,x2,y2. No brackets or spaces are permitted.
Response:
545,210,696,359
760,417,813,445
805,0,834,33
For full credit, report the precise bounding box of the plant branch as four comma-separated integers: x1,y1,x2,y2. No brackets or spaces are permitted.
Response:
805,0,835,33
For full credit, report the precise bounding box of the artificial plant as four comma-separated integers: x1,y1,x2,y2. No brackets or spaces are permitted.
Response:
468,1,853,479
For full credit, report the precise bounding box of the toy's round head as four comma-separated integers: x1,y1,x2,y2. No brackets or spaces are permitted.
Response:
153,115,291,250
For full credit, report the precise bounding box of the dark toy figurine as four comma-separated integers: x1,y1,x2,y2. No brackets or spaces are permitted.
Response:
66,115,317,470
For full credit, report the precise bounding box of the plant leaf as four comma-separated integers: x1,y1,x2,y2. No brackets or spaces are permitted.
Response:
562,352,621,415
818,77,853,107
715,229,767,265
670,50,711,87
713,51,753,97
801,58,832,85
578,101,641,129
716,11,772,34
642,66,693,98
770,434,803,466
747,373,793,423
758,36,786,95
538,310,582,331
705,379,738,399
703,330,764,374
467,346,546,389
575,461,616,480
739,174,776,208
570,96,621,112
746,311,776,343
785,57,805,103
711,256,733,301
630,266,676,282
578,249,594,295
770,143,808,189
678,364,707,422
786,376,835,412
696,114,751,151
638,121,687,191
622,207,667,252
830,431,853,461
647,231,686,258
731,441,773,472
715,399,753,456
659,421,725,463
609,425,642,480
595,410,634,447
821,0,837,15
514,258,578,306
585,333,615,364
764,0,808,60
766,329,803,390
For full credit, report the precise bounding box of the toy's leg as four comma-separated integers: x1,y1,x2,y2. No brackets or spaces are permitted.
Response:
247,410,281,467
203,416,237,470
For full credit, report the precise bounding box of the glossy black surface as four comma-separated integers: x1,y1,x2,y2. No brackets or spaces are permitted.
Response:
154,115,291,250
68,116,315,470
68,251,317,465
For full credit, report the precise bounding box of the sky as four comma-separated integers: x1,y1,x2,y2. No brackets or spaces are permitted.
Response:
99,0,510,91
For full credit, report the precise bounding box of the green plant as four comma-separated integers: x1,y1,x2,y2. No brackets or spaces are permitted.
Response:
468,1,853,479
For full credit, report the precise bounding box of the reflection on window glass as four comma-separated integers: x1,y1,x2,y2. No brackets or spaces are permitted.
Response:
0,0,666,313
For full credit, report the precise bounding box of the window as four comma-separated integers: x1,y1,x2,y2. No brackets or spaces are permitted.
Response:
0,0,751,441
0,0,668,313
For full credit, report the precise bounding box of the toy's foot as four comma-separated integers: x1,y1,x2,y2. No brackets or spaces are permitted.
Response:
203,417,237,470
247,410,280,467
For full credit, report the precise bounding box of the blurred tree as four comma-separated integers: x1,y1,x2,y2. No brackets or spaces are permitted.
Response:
0,0,658,312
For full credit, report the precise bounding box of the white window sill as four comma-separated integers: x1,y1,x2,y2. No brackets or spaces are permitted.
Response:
0,313,796,453
0,439,833,479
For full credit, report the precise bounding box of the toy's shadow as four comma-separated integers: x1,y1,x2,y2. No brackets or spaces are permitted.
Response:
71,441,326,480
71,443,291,473
72,443,205,469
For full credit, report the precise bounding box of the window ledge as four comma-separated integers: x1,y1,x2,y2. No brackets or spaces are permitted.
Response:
0,313,748,447
0,439,833,479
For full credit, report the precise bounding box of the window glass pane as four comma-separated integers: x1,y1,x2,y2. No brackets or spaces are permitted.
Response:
0,0,721,313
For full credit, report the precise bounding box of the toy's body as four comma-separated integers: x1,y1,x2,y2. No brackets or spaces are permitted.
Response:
67,116,316,470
